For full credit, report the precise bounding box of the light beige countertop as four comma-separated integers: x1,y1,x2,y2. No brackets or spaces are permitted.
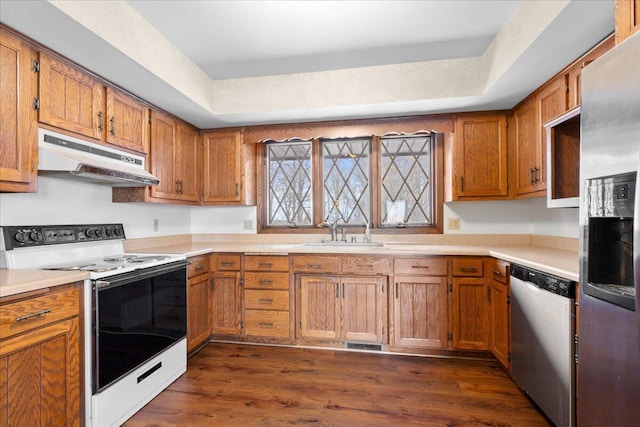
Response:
128,241,579,282
0,270,89,298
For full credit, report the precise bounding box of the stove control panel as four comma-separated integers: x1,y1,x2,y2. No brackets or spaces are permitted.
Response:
2,224,126,250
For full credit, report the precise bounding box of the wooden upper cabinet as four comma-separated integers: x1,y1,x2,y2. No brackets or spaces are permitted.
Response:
512,96,545,197
105,87,149,153
567,36,615,110
451,113,508,200
38,52,104,140
202,129,256,205
144,110,199,204
615,0,640,44
149,110,177,200
174,123,200,202
538,75,568,129
0,28,37,193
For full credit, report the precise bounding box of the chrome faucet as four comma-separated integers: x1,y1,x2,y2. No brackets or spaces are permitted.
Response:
318,221,338,241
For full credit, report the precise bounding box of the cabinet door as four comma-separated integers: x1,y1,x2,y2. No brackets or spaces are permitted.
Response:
453,114,508,198
202,130,242,203
0,317,80,426
187,274,212,352
452,277,490,350
490,280,510,369
211,271,241,335
513,97,544,196
38,52,104,140
341,276,385,343
149,110,177,200
105,87,148,153
0,29,37,193
174,123,200,202
298,276,340,340
615,0,640,44
392,276,447,349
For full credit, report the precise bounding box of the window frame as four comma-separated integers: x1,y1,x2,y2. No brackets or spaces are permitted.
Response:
257,132,444,235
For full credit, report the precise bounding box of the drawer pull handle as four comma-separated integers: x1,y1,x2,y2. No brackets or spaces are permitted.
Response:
16,308,51,322
356,264,373,268
220,262,235,266
258,299,273,304
306,264,322,269
258,262,273,268
411,265,431,269
258,280,274,285
491,269,502,276
195,265,205,271
258,322,273,328
459,267,478,273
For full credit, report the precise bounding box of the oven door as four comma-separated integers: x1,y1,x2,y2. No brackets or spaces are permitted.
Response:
92,260,187,393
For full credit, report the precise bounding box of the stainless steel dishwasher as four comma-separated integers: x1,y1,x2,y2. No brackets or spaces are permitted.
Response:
510,264,576,427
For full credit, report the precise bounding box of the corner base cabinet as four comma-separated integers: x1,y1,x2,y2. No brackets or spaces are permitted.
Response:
0,282,82,426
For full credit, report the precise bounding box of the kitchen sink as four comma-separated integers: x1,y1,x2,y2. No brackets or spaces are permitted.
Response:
302,241,386,248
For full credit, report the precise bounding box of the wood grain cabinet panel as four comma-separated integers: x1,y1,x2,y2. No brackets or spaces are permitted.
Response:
38,52,104,140
452,113,508,199
243,310,289,338
292,256,340,274
244,290,289,311
216,254,241,271
211,271,242,335
616,0,640,44
393,258,448,276
512,96,545,197
105,87,148,153
0,29,38,193
451,277,490,350
452,258,484,277
244,255,289,272
489,274,510,369
0,283,81,427
202,129,256,205
187,254,212,353
298,276,341,340
341,276,386,343
391,275,448,349
341,256,390,275
244,272,289,289
149,109,178,200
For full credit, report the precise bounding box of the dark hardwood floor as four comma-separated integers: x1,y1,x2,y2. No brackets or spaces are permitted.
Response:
124,343,550,426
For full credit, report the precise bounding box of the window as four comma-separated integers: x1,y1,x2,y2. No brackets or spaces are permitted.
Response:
262,132,441,233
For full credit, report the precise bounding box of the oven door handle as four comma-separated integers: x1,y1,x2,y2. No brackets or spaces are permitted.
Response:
94,260,187,291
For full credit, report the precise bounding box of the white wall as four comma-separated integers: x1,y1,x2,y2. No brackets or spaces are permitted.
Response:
0,177,191,238
0,178,579,239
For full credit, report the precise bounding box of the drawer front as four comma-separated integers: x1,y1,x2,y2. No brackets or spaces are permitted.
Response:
244,310,290,338
291,256,340,273
244,256,289,272
452,258,484,277
188,254,211,277
217,254,241,271
489,259,509,284
341,256,391,275
0,285,80,340
244,272,290,290
244,290,290,311
394,258,448,276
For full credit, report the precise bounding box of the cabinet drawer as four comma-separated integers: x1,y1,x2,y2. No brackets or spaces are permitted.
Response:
292,256,340,273
489,259,509,284
244,290,289,311
452,258,484,276
216,254,241,271
341,256,391,275
244,310,290,338
244,255,289,272
244,272,289,290
394,258,448,276
188,254,211,277
0,285,80,340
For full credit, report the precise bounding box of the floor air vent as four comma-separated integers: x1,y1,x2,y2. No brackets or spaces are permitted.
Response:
346,342,382,351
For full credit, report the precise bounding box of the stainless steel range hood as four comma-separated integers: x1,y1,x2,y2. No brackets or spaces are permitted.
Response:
37,129,159,187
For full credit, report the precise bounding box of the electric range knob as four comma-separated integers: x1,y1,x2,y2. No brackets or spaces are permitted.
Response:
105,228,113,237
114,227,123,237
86,228,96,238
29,231,42,242
14,232,27,243
95,228,104,238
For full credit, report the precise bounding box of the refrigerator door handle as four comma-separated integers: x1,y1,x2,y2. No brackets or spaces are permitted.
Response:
635,154,640,324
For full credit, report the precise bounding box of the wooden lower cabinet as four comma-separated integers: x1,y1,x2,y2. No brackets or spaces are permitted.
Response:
391,275,448,349
187,254,212,353
297,275,386,343
488,259,511,369
0,283,81,426
451,277,491,350
211,270,242,335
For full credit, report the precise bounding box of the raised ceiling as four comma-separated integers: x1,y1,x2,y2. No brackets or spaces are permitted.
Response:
0,1,614,128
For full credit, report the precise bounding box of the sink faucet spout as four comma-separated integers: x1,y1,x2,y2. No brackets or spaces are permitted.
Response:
318,221,338,241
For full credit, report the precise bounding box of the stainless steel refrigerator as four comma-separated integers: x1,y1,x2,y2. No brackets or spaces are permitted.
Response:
579,31,640,425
